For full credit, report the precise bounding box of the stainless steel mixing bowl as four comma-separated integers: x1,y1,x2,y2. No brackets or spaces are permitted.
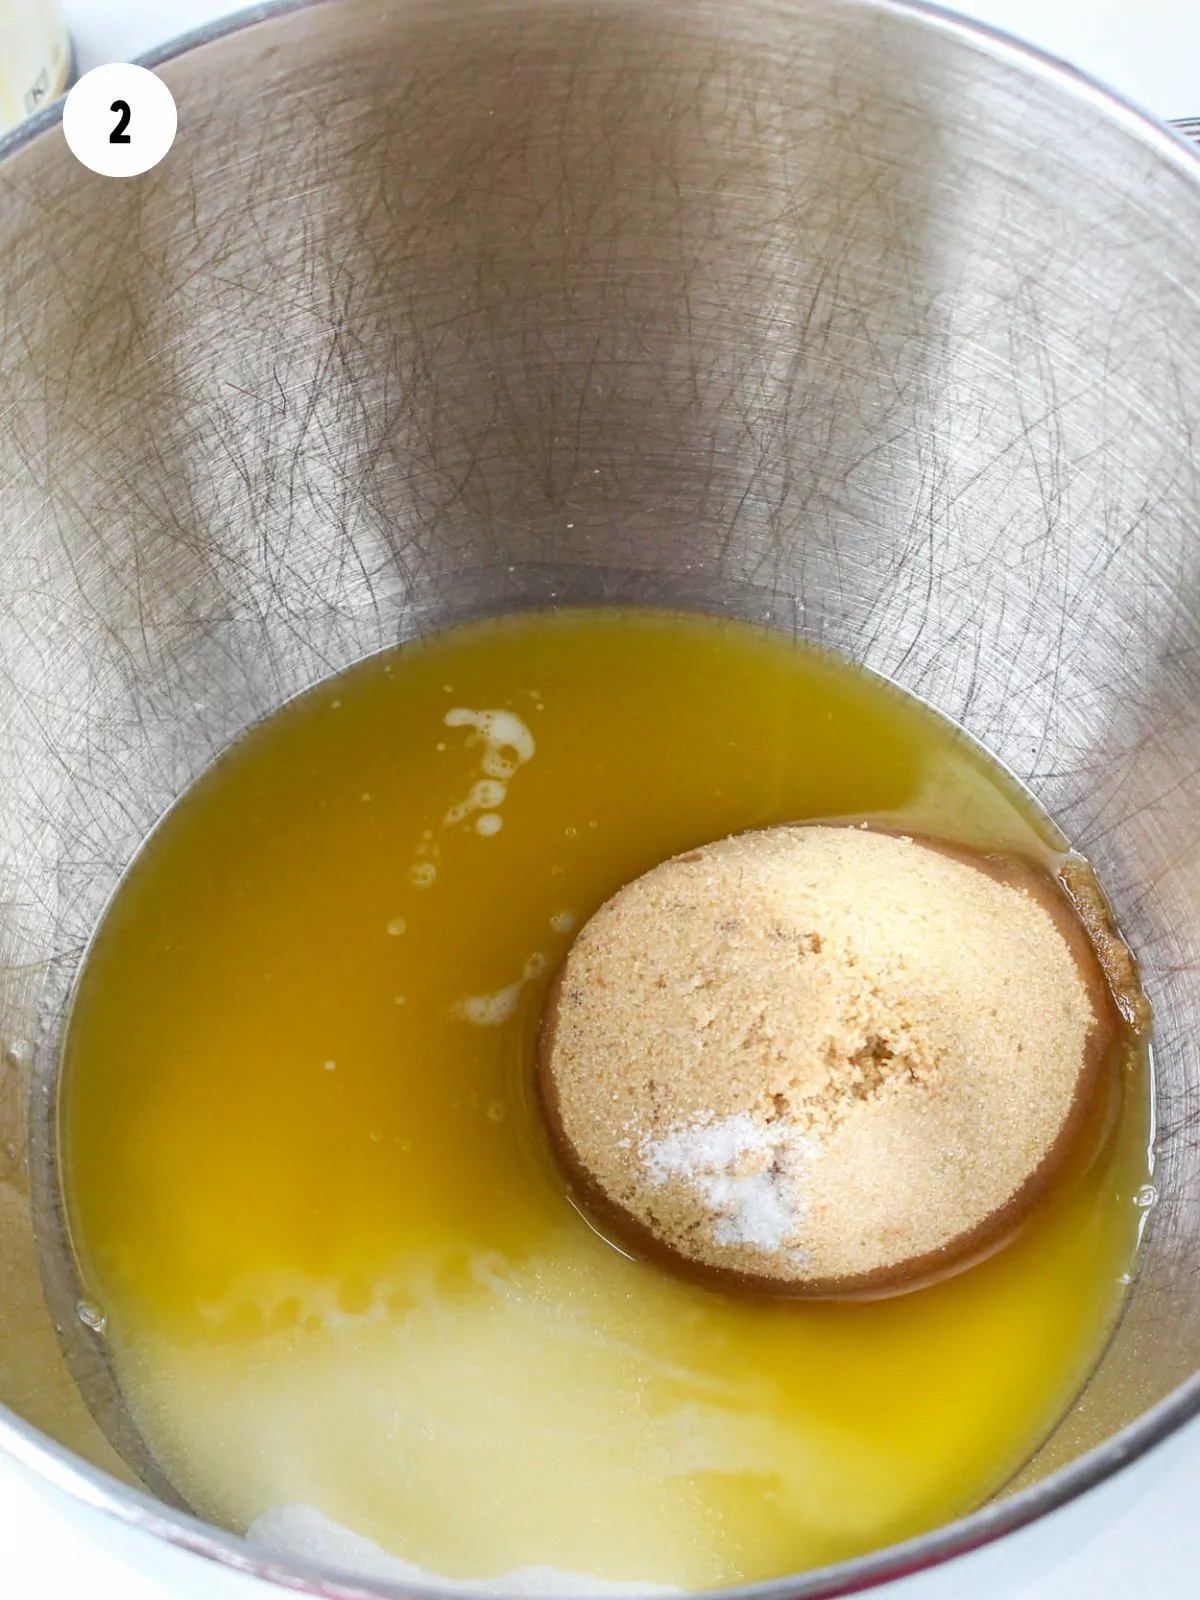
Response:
2,1,1200,1595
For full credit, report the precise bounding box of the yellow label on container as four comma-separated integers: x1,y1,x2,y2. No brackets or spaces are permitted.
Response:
0,0,70,135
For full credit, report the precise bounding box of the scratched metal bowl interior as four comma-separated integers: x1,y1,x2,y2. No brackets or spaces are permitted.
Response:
2,0,1200,1596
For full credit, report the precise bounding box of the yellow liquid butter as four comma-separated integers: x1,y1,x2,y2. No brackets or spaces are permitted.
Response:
61,610,1150,1589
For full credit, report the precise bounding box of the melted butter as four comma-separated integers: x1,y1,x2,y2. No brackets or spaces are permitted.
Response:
60,609,1151,1589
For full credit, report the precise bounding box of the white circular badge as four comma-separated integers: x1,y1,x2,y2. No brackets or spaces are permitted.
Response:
63,63,177,178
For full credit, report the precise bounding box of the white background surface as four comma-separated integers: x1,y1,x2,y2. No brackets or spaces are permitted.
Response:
5,1,1200,1597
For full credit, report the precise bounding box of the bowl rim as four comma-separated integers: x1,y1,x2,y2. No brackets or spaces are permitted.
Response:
1,1,1199,1596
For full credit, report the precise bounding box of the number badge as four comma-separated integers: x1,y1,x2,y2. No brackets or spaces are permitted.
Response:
63,64,177,178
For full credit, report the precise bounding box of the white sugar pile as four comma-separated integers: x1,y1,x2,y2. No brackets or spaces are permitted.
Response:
248,1505,680,1596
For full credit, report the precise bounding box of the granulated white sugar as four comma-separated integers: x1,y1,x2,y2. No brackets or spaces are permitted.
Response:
639,1113,812,1254
248,1505,679,1596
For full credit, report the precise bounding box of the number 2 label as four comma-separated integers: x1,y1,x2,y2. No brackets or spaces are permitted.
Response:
109,100,131,144
63,64,177,177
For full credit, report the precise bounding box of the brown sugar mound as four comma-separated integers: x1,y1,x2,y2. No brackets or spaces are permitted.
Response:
538,826,1118,1297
